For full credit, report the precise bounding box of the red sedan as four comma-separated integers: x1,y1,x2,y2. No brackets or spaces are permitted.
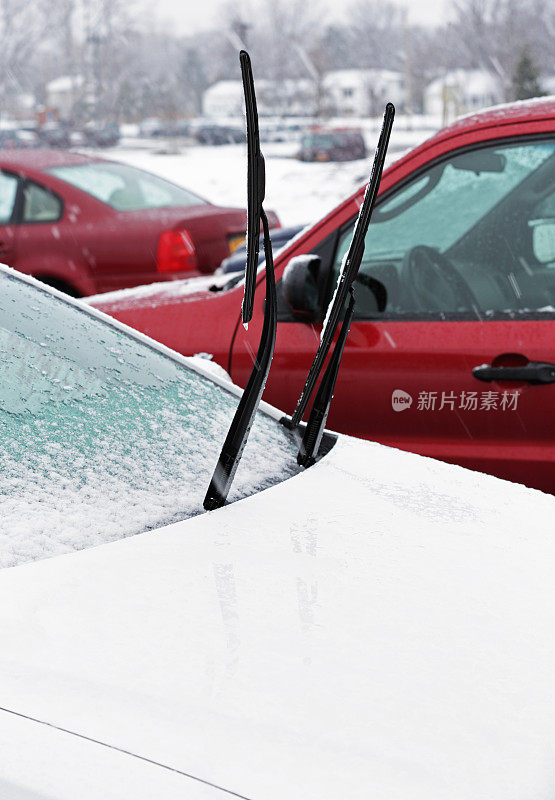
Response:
91,98,555,493
0,150,277,296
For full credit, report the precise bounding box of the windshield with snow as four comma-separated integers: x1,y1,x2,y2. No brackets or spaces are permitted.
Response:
0,270,300,568
47,161,206,211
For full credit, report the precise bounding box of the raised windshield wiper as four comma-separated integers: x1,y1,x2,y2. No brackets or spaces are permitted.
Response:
204,51,276,511
240,49,264,326
284,103,395,465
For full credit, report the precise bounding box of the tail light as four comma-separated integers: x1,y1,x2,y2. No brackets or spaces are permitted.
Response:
156,229,198,273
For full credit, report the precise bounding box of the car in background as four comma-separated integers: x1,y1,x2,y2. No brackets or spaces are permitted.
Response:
37,123,72,149
219,224,305,273
0,150,278,296
298,128,367,161
0,128,39,149
91,98,555,493
3,266,555,800
138,117,166,137
83,120,121,147
193,124,245,145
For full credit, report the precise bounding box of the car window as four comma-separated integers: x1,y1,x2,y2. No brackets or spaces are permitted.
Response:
22,181,62,223
47,162,206,211
331,140,555,320
0,270,300,568
0,171,18,223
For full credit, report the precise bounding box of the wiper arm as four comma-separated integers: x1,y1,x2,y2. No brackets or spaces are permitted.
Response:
297,287,356,466
204,52,276,511
286,102,395,431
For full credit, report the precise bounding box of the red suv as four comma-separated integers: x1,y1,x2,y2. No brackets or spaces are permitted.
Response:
92,98,555,493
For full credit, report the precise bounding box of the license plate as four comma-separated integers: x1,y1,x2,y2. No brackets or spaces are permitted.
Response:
228,234,246,253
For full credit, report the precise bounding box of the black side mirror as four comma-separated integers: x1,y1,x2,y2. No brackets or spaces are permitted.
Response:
282,255,321,321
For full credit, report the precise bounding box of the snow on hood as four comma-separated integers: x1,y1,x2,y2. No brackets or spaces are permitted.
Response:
0,435,554,799
86,272,233,311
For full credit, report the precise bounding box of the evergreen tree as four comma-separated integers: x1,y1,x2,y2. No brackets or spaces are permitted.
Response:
511,46,544,101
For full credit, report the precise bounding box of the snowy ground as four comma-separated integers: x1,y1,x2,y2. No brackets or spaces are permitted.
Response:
97,119,436,227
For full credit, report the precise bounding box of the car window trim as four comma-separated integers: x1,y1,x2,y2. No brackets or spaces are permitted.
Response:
324,132,555,323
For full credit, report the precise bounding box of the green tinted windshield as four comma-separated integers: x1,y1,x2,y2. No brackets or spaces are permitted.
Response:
48,161,206,211
0,271,300,567
355,141,555,258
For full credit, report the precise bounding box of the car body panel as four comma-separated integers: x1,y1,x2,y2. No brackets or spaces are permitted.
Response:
91,99,555,491
1,434,555,798
0,711,225,800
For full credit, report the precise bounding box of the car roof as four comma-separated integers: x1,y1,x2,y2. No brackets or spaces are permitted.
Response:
420,95,555,150
0,149,102,172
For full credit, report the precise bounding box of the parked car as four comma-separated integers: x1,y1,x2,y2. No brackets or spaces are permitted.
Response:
37,123,72,149
138,117,166,137
91,98,555,492
193,124,245,145
298,128,367,161
219,224,305,273
0,150,278,296
3,264,555,799
83,120,121,147
0,128,39,149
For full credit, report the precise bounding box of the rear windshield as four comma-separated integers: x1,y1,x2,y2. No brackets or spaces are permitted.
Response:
48,161,206,211
0,271,300,568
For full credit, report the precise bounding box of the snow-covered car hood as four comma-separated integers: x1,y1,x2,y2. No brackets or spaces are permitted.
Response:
1,434,555,799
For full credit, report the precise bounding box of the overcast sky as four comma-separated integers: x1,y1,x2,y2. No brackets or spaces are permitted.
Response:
141,0,452,37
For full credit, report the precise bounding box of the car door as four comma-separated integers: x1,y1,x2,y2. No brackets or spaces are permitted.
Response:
233,135,555,492
0,170,20,266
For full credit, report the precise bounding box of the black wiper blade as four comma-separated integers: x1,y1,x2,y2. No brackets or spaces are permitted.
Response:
240,49,265,326
287,102,395,430
204,54,276,512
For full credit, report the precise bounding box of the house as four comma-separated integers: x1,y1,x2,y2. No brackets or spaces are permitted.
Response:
424,70,502,122
323,69,405,116
46,75,84,121
202,81,244,118
203,78,316,118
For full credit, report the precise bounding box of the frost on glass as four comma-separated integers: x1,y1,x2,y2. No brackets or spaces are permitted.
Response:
336,142,555,263
0,273,301,568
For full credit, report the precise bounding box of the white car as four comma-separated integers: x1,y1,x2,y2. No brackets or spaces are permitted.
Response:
1,265,555,799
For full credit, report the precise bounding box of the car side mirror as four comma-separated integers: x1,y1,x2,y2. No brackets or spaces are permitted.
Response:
282,255,321,321
530,219,555,264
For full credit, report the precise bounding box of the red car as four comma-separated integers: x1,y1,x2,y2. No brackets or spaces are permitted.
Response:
91,98,555,493
0,150,277,296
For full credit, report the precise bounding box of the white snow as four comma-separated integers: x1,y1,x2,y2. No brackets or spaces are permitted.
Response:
85,273,230,310
0,434,554,798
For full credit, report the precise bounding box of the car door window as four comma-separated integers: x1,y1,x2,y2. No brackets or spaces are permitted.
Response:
0,171,18,223
0,270,300,568
22,181,62,222
331,139,555,319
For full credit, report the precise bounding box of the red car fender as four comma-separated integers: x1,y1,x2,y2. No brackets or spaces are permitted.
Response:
18,254,97,297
